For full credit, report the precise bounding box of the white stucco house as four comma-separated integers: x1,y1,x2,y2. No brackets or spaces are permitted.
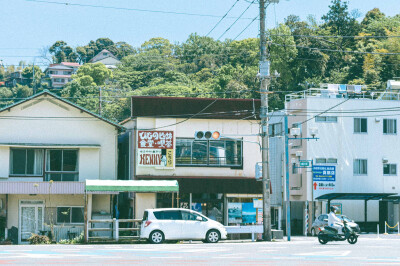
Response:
0,90,124,244
89,49,120,69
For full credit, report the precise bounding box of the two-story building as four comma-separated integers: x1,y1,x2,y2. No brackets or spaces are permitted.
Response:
5,71,30,88
284,84,400,235
89,49,120,70
119,96,284,229
0,90,122,243
43,62,80,89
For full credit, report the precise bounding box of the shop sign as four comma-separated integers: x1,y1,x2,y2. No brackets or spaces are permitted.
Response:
137,130,174,168
253,199,263,209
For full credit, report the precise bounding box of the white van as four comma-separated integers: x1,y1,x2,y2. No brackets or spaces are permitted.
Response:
140,208,227,244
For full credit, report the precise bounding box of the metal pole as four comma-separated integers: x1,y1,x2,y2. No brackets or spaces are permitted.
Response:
260,0,272,242
99,87,102,115
284,115,291,241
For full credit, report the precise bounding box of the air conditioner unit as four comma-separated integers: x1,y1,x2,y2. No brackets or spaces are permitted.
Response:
295,151,303,157
382,158,388,163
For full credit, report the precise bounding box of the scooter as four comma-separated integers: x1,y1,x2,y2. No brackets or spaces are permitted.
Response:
318,220,358,244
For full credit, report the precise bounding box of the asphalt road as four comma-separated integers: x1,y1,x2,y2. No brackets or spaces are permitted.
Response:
1,234,400,265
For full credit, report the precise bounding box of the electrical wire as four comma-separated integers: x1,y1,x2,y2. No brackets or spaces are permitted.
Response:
270,34,400,39
25,0,255,20
138,99,219,130
217,0,256,41
233,15,259,40
270,43,400,56
206,0,240,37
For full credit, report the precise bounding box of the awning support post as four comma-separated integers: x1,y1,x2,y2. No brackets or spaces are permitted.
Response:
365,200,368,233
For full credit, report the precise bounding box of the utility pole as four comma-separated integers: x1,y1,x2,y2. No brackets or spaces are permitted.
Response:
99,87,102,115
32,61,36,94
259,0,271,242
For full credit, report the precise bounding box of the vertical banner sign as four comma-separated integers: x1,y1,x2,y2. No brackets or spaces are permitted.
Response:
137,131,174,169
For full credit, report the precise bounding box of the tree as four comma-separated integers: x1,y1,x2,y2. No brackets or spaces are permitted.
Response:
22,66,44,88
49,41,77,63
74,63,112,86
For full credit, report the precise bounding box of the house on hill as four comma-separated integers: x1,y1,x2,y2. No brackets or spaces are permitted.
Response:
89,49,120,69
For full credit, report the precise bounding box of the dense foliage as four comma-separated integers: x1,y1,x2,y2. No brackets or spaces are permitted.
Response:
1,1,399,122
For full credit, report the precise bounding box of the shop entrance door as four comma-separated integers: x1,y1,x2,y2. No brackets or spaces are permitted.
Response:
19,200,44,244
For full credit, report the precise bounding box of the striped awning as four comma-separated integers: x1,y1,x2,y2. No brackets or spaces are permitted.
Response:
0,181,85,194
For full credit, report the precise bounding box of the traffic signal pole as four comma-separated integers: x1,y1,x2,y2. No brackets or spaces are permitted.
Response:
259,0,272,242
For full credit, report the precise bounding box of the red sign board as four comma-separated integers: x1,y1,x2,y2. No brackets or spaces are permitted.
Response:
137,131,174,149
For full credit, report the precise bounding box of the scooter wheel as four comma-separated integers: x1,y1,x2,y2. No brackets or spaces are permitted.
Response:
318,232,328,245
347,235,357,244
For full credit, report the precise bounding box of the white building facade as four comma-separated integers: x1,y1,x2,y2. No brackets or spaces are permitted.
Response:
285,89,400,234
0,91,122,243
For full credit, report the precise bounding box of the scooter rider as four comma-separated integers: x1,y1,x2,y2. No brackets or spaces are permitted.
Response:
328,206,343,234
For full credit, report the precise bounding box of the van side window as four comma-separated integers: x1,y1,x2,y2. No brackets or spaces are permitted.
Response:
154,210,182,220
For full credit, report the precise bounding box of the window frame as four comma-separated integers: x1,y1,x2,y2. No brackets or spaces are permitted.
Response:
383,163,397,176
383,119,397,135
56,206,84,224
315,116,338,123
9,148,44,177
354,118,368,134
175,138,243,168
353,159,368,176
45,149,79,182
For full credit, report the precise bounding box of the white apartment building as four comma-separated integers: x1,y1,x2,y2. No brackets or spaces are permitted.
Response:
285,85,400,234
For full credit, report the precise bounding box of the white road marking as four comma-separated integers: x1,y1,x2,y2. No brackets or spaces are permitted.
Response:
296,250,351,257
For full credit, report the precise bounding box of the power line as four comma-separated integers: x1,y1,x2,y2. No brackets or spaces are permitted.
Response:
270,34,400,39
270,43,400,55
206,0,240,37
139,99,219,130
233,15,259,40
25,0,255,20
217,0,256,41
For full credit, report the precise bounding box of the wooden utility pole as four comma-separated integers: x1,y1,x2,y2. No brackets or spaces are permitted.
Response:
260,0,272,241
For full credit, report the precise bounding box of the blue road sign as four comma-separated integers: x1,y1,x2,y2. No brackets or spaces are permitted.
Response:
312,165,336,181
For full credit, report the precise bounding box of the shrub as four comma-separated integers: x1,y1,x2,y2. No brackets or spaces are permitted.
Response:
58,232,84,245
27,234,50,244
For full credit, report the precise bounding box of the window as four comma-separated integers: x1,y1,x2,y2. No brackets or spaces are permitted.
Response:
315,116,338,123
181,211,205,221
383,164,397,175
63,71,71,75
45,149,78,181
10,148,44,176
354,159,367,175
383,119,397,134
175,138,242,167
57,207,84,224
292,163,298,174
153,210,182,220
354,118,367,133
315,158,337,164
269,123,283,137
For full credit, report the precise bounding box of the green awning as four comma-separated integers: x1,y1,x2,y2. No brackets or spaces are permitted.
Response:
85,180,179,193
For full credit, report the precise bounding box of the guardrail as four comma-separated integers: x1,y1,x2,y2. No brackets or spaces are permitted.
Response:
225,225,283,241
87,218,142,242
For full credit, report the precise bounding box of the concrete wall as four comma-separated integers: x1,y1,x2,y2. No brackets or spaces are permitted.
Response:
135,193,156,219
0,94,118,181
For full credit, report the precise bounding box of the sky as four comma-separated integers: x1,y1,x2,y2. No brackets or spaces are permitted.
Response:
0,0,399,67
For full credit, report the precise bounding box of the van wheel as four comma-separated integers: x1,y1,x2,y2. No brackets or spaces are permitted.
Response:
149,230,164,244
205,230,220,243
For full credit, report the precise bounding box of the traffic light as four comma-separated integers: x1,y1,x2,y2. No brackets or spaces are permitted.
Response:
194,131,221,140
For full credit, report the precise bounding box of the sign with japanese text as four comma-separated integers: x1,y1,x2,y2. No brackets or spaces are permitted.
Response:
312,165,336,181
137,131,174,168
313,165,336,200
